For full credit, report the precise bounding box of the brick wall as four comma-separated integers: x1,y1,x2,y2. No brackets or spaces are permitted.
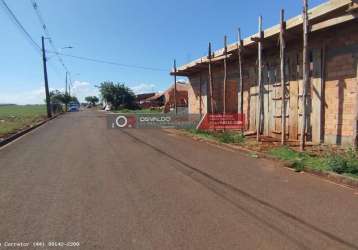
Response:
187,20,358,145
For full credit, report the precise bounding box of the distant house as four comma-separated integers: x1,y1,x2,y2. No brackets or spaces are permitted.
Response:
136,82,190,112
135,93,156,108
162,82,189,113
139,93,165,108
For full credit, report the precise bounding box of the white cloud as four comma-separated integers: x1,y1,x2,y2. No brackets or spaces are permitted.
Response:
131,83,156,94
0,86,46,105
0,80,98,105
71,80,98,102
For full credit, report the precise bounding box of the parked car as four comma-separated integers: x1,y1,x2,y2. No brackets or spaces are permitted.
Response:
68,101,80,112
104,104,112,111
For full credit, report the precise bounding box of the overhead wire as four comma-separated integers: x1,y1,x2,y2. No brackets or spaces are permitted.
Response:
0,0,41,54
2,0,169,77
30,0,69,73
47,51,169,72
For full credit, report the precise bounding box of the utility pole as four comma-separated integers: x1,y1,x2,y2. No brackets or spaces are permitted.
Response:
68,73,71,96
173,59,177,115
41,36,52,118
301,0,309,151
65,71,68,112
65,71,68,95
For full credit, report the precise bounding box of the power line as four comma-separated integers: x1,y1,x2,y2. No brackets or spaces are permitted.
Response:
1,0,65,85
47,51,169,72
0,0,41,54
30,0,69,73
2,0,168,73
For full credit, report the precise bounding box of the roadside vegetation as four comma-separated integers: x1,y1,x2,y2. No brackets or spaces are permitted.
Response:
269,146,358,178
98,81,137,110
0,105,47,137
186,129,245,144
185,128,358,179
84,96,99,107
50,90,78,112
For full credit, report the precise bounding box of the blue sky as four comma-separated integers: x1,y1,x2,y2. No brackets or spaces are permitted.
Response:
0,0,326,104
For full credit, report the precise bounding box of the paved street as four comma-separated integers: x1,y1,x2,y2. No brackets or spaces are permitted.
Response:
0,110,357,250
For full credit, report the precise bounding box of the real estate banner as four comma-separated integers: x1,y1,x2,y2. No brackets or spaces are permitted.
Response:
197,114,245,130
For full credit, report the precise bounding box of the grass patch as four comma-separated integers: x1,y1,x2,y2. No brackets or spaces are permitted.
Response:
269,147,327,172
269,146,358,177
0,105,47,137
186,129,245,144
269,147,329,171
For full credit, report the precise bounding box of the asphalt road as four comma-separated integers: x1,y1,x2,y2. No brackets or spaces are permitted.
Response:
0,110,357,250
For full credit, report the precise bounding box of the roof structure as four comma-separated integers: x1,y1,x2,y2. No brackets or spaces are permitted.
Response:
144,82,190,101
172,0,357,76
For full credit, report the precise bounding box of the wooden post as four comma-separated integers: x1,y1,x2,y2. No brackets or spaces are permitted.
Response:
223,36,228,116
355,55,358,148
237,28,244,132
199,58,202,116
257,16,263,142
301,0,309,151
208,42,215,114
280,9,287,145
173,59,178,115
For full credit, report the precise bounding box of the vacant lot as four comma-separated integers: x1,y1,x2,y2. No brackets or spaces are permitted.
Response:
0,105,47,137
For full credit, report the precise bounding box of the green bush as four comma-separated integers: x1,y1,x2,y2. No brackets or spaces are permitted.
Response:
327,148,358,175
327,155,347,174
345,148,358,174
292,159,305,172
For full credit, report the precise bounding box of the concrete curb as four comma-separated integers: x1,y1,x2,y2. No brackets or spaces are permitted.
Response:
0,113,62,148
172,129,358,190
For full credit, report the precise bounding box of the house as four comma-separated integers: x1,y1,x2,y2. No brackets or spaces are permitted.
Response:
140,82,190,112
135,92,157,108
142,93,165,108
162,82,189,113
172,0,358,146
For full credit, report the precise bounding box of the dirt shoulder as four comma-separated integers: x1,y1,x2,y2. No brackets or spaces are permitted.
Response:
170,129,358,190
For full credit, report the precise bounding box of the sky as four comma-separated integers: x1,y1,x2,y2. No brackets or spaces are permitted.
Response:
0,0,326,104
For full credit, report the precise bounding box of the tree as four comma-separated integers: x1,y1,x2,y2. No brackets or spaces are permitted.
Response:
85,96,99,106
49,90,78,112
97,81,137,109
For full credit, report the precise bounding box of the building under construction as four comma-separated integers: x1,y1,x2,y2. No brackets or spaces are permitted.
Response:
172,0,358,147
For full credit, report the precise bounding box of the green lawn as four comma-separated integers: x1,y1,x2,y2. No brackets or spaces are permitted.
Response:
0,105,47,137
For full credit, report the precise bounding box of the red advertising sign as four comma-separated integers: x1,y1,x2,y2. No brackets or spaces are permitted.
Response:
197,113,245,130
